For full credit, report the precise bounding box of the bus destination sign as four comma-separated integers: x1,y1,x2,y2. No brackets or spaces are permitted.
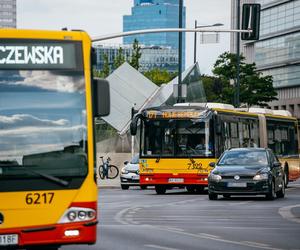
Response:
146,110,202,119
0,41,81,70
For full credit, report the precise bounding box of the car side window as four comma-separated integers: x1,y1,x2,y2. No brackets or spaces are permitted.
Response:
268,150,278,164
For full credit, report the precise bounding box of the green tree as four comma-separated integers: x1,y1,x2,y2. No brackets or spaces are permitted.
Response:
211,52,277,107
130,39,142,70
102,54,110,78
144,68,177,86
113,47,125,69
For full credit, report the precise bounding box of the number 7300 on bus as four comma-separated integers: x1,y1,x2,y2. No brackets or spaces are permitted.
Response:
0,29,110,250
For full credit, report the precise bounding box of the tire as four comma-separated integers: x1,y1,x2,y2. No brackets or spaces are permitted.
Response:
195,186,205,194
186,186,196,193
155,185,166,195
266,181,276,200
98,165,105,179
223,194,231,199
140,185,147,190
107,165,119,179
208,192,218,200
121,185,129,190
276,180,285,198
284,166,289,188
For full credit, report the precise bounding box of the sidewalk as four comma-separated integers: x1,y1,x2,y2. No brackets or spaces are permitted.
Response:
97,177,120,189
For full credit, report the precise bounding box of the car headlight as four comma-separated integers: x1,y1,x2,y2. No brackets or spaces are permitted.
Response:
209,173,222,182
121,167,129,174
253,173,269,181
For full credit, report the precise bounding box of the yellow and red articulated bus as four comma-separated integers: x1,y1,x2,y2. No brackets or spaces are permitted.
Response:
0,29,110,250
130,103,300,194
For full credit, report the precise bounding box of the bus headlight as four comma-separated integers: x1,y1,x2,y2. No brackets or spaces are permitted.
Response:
59,207,96,223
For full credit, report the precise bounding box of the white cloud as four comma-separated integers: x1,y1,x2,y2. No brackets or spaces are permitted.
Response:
0,114,69,129
13,71,85,93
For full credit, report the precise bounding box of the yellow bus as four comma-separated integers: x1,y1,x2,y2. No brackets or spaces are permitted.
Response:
0,29,109,249
131,103,300,194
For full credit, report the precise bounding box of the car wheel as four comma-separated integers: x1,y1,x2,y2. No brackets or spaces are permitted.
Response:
208,192,218,200
140,185,147,190
223,194,231,199
276,180,285,198
121,185,129,190
155,185,166,195
266,181,276,200
284,167,289,188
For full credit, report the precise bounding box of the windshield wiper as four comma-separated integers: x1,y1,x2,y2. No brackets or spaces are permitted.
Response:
0,161,69,187
182,147,195,164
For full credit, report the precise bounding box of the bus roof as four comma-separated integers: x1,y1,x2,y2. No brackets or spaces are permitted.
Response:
0,29,90,42
141,103,297,121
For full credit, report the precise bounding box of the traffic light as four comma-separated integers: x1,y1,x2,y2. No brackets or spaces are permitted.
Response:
241,3,261,40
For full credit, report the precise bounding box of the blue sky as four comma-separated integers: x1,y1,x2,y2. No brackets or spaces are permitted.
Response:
17,0,231,74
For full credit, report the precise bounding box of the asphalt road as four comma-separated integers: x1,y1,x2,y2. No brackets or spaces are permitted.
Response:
64,181,300,250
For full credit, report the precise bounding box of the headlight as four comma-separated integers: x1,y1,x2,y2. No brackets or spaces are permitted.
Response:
121,167,129,174
253,173,269,181
209,173,222,182
59,207,96,223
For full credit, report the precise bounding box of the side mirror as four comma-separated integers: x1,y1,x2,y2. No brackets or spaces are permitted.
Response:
124,161,129,165
273,162,281,168
130,113,141,136
209,162,216,168
93,79,110,117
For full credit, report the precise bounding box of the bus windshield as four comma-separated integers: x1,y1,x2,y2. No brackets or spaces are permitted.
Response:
0,69,87,183
141,119,214,158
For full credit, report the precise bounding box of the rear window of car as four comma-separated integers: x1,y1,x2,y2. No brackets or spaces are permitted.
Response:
218,150,268,166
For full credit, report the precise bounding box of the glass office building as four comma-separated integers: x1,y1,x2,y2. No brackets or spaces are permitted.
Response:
0,0,16,28
94,44,178,73
231,0,300,118
123,0,185,69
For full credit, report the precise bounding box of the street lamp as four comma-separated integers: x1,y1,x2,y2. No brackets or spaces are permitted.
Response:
193,21,224,64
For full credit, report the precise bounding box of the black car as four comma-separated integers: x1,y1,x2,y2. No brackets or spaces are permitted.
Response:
208,148,285,200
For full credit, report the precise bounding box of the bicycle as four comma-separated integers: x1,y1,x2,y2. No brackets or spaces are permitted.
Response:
98,156,119,179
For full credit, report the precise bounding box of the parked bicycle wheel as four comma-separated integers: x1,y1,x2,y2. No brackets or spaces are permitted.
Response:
107,165,119,179
98,165,105,179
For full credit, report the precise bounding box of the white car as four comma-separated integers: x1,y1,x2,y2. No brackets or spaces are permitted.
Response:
120,154,146,190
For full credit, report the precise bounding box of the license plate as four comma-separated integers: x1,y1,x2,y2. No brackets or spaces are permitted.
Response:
168,178,184,183
228,182,247,187
0,234,18,246
132,175,139,180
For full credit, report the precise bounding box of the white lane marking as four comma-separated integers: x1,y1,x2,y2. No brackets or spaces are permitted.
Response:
278,204,300,224
199,233,221,239
242,241,271,247
144,244,180,250
229,201,253,206
163,227,283,250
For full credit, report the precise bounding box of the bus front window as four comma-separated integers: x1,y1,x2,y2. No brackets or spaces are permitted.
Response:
142,119,214,157
0,69,87,190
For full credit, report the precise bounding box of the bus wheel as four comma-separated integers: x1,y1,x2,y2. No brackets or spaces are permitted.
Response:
186,186,196,193
155,185,166,195
195,186,205,194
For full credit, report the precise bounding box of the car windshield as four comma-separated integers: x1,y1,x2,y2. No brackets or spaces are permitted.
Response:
130,154,139,164
218,150,268,166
